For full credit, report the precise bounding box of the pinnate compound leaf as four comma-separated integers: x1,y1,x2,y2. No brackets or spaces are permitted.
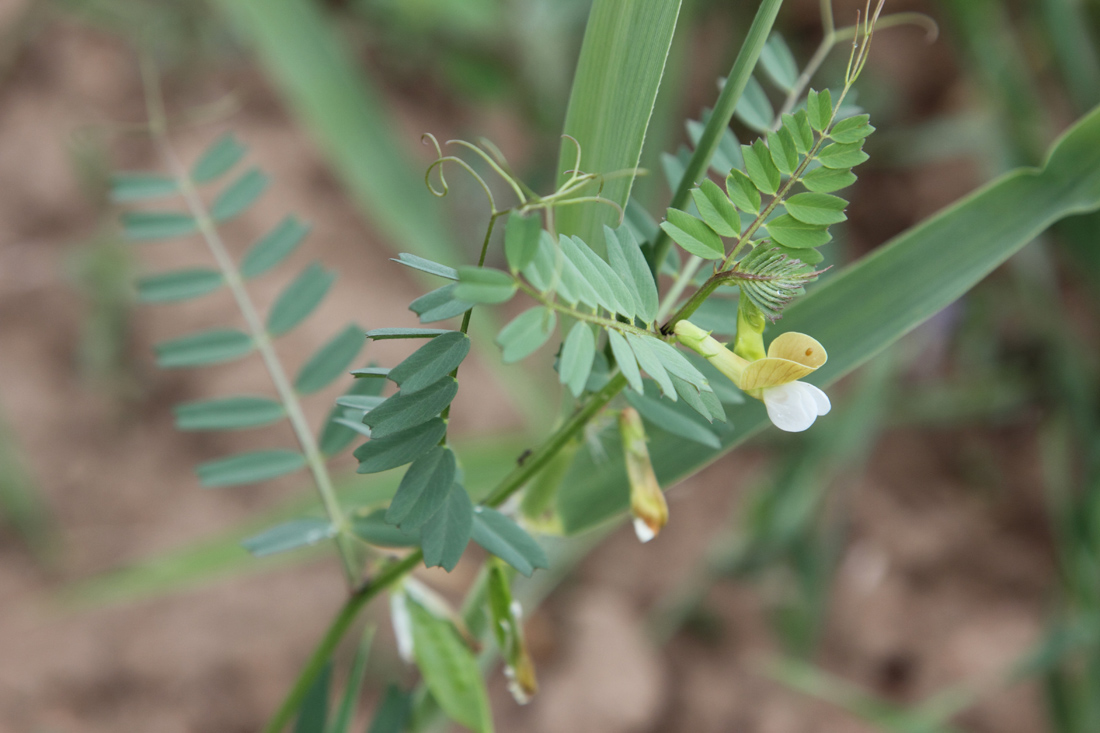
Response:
366,328,450,341
606,226,658,324
454,266,517,305
559,236,618,313
496,308,556,363
672,375,725,423
174,396,284,431
191,132,246,183
571,236,638,317
321,378,385,456
240,216,310,278
137,268,222,303
504,211,541,273
389,331,470,394
392,253,458,280
362,377,457,438
407,599,491,730
607,329,643,394
409,284,473,323
726,169,762,214
386,447,456,530
335,394,386,413
625,389,721,449
767,128,799,175
354,418,447,474
241,518,335,557
471,506,549,577
733,75,773,132
782,111,815,154
759,33,798,91
419,485,473,572
818,142,869,170
784,192,848,226
294,325,365,394
559,321,596,398
110,173,177,202
829,114,875,144
692,179,740,237
123,211,196,241
557,105,1100,537
267,263,335,336
625,333,675,400
563,323,598,396
806,88,833,132
743,139,781,195
648,338,710,391
351,367,390,379
197,449,306,488
765,214,832,249
211,168,270,221
352,509,420,547
661,209,724,260
155,329,253,368
801,167,857,193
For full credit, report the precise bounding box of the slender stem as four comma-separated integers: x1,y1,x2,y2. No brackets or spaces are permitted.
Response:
141,62,359,588
516,282,655,339
263,552,423,733
776,30,836,122
441,212,501,430
662,274,725,334
648,0,785,273
483,373,627,507
656,255,704,322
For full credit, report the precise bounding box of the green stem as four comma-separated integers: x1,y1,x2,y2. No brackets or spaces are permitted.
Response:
661,274,725,334
516,282,655,339
483,373,627,507
648,0,785,272
263,552,423,733
140,61,360,589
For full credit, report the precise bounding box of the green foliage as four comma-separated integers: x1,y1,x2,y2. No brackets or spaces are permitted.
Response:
558,103,1100,535
198,450,307,488
354,419,448,473
174,396,285,431
155,328,254,368
555,0,683,242
294,325,366,395
407,598,492,732
470,507,549,578
420,485,474,571
386,447,457,531
240,217,310,278
267,263,335,336
136,268,222,303
242,518,335,557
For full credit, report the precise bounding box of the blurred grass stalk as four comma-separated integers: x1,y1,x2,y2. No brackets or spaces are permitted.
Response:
210,0,552,425
0,408,54,563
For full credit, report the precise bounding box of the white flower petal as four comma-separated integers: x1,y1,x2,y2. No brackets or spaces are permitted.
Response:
803,382,831,415
763,381,820,432
390,591,415,664
633,517,657,543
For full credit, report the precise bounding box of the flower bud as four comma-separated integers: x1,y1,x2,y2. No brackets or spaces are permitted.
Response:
619,407,668,543
733,298,766,362
673,320,749,388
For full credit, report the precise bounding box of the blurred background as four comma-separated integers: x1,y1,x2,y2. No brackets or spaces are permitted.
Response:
1,0,1100,731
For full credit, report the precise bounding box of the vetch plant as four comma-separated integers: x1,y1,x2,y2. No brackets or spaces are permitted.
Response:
100,0,1100,730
